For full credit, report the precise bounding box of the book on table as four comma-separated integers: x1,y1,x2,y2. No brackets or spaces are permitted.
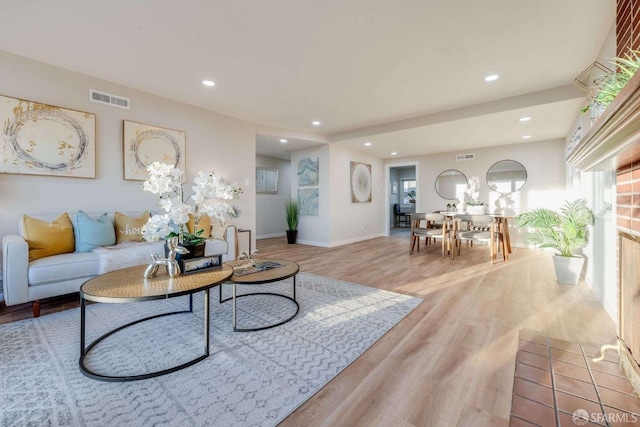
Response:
233,261,284,276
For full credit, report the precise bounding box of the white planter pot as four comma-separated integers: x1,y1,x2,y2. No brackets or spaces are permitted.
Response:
467,205,485,215
552,255,585,285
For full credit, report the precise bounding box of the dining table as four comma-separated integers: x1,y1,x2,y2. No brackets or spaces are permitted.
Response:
438,211,513,257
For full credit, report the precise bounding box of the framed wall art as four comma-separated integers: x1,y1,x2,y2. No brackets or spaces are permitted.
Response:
298,188,319,215
298,156,319,186
0,94,96,178
123,120,185,181
350,161,372,203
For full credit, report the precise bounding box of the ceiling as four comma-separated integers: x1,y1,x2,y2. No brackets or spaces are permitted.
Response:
0,1,615,160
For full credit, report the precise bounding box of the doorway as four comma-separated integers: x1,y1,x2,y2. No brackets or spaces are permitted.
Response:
387,163,418,234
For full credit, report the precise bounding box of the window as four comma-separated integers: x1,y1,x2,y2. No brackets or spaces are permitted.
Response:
402,179,416,206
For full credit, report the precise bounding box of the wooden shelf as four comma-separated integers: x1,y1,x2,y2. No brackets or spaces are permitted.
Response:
567,70,640,171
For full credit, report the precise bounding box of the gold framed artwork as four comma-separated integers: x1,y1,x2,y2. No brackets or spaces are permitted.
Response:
0,94,96,178
350,161,372,203
123,120,186,181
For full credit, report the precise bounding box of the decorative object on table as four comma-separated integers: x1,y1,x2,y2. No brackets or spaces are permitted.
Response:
298,188,319,215
233,260,285,276
0,95,96,178
123,121,186,181
140,161,242,275
298,156,319,186
284,198,299,244
238,249,259,267
463,175,485,214
515,199,594,285
350,161,372,203
407,190,416,203
144,236,189,278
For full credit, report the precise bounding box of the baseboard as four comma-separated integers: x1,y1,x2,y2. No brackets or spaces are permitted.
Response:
256,233,286,239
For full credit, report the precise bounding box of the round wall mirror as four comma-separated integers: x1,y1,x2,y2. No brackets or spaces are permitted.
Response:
486,160,527,193
435,169,467,200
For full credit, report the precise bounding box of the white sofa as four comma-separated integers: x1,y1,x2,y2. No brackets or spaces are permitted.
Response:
2,212,238,317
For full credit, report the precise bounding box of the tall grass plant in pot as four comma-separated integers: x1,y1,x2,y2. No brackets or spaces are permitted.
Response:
284,199,299,244
515,199,594,285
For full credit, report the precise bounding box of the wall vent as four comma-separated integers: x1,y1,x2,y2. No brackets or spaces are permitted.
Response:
89,89,130,109
456,153,475,161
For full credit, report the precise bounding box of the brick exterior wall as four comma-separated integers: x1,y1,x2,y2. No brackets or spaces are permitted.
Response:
617,0,640,57
617,163,640,236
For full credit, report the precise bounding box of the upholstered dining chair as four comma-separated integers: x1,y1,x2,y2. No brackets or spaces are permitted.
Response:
455,215,507,264
410,213,455,259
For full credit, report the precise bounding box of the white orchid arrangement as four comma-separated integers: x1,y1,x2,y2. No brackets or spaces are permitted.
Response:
141,161,242,243
464,176,484,206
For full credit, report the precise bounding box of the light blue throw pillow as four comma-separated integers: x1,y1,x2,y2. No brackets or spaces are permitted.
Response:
73,211,116,252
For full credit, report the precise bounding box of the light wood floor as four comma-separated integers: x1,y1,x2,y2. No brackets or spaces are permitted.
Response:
0,231,617,426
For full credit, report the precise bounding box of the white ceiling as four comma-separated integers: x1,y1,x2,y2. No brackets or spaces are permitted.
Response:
0,0,615,159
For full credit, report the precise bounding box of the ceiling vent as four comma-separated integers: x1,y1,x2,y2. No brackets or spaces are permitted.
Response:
89,89,130,109
456,153,475,161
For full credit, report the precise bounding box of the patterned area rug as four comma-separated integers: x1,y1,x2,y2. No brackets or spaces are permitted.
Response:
0,272,421,426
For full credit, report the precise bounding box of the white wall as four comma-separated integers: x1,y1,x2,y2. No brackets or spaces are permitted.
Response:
0,51,256,242
329,145,385,246
290,145,330,246
256,155,291,238
385,139,567,246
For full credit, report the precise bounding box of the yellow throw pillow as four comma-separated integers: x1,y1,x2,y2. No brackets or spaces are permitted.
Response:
114,211,150,244
22,213,75,261
186,214,211,238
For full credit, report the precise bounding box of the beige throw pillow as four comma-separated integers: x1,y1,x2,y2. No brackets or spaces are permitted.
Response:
22,212,75,261
114,211,150,243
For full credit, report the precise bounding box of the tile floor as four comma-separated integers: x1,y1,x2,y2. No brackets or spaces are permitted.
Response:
511,330,640,426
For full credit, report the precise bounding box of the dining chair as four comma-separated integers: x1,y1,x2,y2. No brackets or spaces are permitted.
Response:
394,203,410,228
455,215,507,264
410,213,455,258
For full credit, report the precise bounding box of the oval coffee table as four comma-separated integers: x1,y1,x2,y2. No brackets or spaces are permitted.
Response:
79,264,233,382
221,258,299,331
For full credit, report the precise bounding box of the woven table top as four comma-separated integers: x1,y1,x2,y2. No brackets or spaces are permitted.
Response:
81,264,234,303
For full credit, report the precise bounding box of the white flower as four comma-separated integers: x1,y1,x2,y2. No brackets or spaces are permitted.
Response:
141,162,243,242
141,214,172,242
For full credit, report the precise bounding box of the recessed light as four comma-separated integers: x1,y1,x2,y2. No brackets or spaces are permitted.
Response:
279,139,288,143
202,80,215,87
519,116,532,122
484,74,499,82
312,121,321,126
364,142,372,146
522,135,532,139
391,152,398,156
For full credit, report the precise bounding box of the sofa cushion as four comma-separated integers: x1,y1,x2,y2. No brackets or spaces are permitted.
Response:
22,213,75,261
28,251,100,287
114,211,150,244
204,238,227,256
73,211,116,253
93,240,166,274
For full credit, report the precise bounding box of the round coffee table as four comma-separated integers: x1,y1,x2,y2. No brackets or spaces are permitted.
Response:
79,264,233,382
222,258,299,331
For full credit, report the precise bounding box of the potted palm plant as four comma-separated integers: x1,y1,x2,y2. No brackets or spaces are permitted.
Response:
515,199,594,285
284,199,299,244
